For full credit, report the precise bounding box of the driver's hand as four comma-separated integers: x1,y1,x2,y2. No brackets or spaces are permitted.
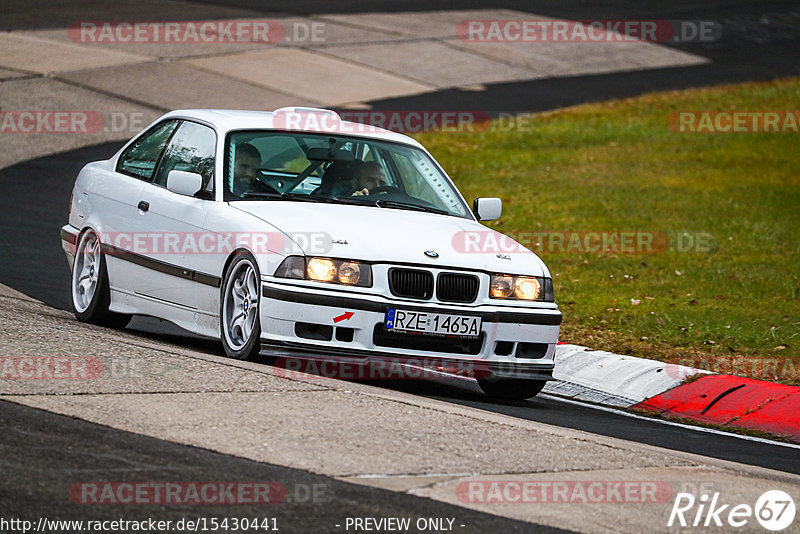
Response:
352,188,370,197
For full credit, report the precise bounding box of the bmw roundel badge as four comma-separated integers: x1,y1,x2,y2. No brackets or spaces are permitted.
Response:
424,250,439,258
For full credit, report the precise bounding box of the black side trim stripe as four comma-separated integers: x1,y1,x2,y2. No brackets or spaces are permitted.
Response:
262,285,562,326
265,285,383,312
102,244,221,288
194,271,222,287
60,227,78,245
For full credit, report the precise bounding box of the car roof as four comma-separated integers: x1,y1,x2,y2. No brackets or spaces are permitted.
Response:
161,108,425,149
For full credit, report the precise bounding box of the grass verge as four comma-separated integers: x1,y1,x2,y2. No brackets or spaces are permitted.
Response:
415,78,800,384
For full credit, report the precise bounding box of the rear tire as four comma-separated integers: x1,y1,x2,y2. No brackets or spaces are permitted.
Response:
220,251,262,360
71,229,131,329
477,378,546,400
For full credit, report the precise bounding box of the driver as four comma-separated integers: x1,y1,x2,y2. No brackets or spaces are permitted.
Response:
351,161,387,196
232,143,263,195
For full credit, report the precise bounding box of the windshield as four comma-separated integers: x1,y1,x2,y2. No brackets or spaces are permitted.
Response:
223,130,470,218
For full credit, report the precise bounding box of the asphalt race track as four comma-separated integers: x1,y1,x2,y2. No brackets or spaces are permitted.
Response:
0,400,567,534
1,145,798,478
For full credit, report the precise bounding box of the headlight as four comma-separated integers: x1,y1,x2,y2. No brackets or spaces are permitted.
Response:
337,262,363,285
307,258,336,282
490,274,554,302
275,256,372,287
489,275,514,298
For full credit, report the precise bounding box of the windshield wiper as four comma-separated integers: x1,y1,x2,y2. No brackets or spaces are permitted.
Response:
238,192,337,203
332,196,449,215
238,191,283,199
376,199,449,215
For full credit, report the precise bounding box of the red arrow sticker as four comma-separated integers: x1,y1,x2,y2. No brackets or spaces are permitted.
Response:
333,311,354,323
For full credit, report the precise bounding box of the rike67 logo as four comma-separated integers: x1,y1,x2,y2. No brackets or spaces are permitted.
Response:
669,490,796,531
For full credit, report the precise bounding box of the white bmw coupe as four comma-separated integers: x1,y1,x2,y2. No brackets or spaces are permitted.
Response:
61,108,561,399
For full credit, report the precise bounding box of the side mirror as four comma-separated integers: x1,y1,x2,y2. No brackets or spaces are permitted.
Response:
472,197,502,221
167,170,203,197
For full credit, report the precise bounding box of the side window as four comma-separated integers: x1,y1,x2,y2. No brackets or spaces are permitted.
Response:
228,133,327,196
388,150,460,213
152,121,216,192
117,120,179,180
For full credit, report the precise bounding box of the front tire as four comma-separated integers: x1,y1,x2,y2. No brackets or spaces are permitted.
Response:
71,229,131,329
220,251,262,360
477,378,546,400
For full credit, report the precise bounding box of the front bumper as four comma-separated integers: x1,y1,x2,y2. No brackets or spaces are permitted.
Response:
260,280,561,381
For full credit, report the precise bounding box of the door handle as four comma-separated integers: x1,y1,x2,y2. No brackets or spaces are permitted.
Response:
137,201,149,212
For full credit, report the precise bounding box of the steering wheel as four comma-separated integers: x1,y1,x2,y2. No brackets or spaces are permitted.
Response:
367,185,402,195
239,179,280,197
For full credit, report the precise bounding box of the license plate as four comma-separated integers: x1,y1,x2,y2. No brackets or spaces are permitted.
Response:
385,309,482,338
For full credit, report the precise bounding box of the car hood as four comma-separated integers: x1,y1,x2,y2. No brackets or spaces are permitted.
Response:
230,201,550,277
